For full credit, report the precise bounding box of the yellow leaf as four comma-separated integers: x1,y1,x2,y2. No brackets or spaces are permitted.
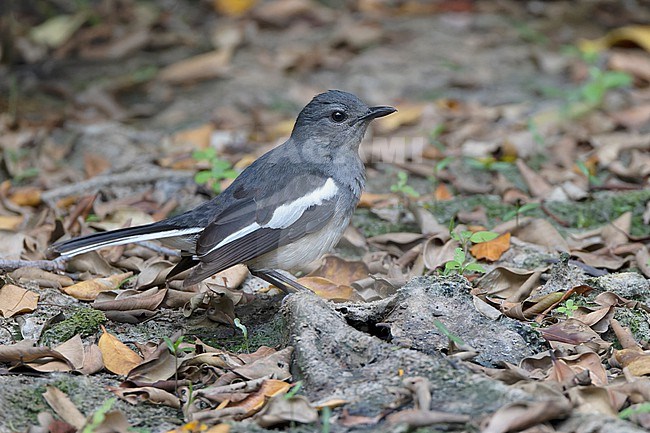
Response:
469,232,511,261
213,0,257,16
61,272,133,301
9,186,42,207
579,25,650,53
0,215,23,231
373,104,424,134
0,285,39,318
98,326,142,376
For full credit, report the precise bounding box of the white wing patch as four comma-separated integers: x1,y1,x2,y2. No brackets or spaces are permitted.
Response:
266,178,338,229
202,178,338,256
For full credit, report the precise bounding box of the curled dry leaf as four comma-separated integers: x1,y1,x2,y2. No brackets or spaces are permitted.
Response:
256,394,318,428
0,284,39,318
93,287,166,312
296,276,354,301
98,326,143,376
110,386,181,408
28,334,85,372
9,186,42,206
11,267,74,287
512,218,569,252
0,340,72,364
62,272,133,301
231,379,291,418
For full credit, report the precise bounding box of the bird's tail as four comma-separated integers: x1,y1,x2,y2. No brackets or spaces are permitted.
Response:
52,223,202,257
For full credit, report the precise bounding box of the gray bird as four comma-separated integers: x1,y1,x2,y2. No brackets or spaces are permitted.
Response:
52,90,396,291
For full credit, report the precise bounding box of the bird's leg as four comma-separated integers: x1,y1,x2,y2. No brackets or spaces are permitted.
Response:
249,269,310,293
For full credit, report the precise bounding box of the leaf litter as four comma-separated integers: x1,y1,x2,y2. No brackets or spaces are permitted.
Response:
1,0,650,432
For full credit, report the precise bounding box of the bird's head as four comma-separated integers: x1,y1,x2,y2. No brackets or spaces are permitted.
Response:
291,90,396,150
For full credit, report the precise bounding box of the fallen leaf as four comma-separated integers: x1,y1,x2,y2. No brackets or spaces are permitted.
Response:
213,0,257,16
257,394,318,428
470,232,511,261
231,379,291,416
0,215,23,231
307,256,369,286
110,386,180,408
98,326,143,376
9,186,42,206
373,104,424,134
62,272,133,301
295,276,354,301
579,25,650,52
0,284,39,318
158,50,231,84
43,387,86,430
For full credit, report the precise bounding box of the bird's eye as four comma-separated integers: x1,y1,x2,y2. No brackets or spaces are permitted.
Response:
330,111,347,123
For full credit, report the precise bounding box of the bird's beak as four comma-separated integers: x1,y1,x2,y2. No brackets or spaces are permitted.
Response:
360,105,397,121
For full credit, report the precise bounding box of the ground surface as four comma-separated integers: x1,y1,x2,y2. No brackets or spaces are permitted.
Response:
1,1,650,432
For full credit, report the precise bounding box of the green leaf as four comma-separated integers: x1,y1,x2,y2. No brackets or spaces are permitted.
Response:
234,318,248,340
194,170,213,184
192,148,216,161
470,231,499,243
602,71,632,89
464,262,486,273
452,248,465,264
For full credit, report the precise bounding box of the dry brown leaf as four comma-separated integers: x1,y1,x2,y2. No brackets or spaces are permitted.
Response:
98,326,143,376
9,186,42,206
233,346,292,380
601,212,631,248
257,394,319,428
481,399,571,433
0,215,24,231
307,256,369,286
373,104,424,134
358,192,395,208
109,386,180,408
93,287,166,312
158,50,231,84
0,284,38,318
172,123,214,149
476,267,542,303
43,386,87,430
615,349,650,376
540,319,610,352
0,340,72,364
231,379,291,417
79,344,104,375
512,218,569,252
28,335,85,372
83,153,111,178
62,272,133,301
515,159,552,198
296,276,354,301
470,232,511,261
11,267,74,287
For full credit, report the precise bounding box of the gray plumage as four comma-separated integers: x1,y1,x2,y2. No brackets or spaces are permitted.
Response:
52,90,396,289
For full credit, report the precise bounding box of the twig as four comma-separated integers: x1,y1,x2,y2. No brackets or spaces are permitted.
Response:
0,257,67,272
42,168,194,203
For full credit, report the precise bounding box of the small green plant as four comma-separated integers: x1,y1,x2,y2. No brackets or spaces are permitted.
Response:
192,148,238,193
234,318,250,353
502,201,540,223
164,335,193,391
556,299,579,318
443,229,498,276
284,381,303,399
320,405,332,433
390,171,419,199
619,402,650,420
575,160,602,188
82,398,116,433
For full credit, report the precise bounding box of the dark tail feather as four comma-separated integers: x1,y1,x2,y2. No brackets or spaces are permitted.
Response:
166,255,200,281
52,222,193,257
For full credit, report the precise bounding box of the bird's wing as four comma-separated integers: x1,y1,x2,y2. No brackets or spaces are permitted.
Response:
184,174,339,286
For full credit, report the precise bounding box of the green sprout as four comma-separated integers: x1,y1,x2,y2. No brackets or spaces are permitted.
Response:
556,299,579,318
192,148,238,193
443,229,498,276
390,171,420,199
234,318,249,353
